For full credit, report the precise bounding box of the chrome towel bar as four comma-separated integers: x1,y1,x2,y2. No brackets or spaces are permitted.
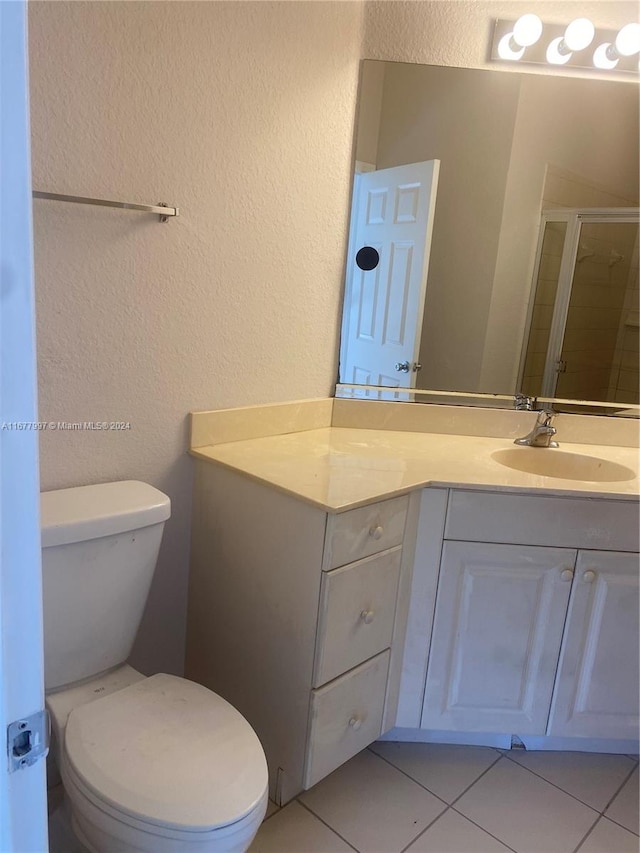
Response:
32,191,179,223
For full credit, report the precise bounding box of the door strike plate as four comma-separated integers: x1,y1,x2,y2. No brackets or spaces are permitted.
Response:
7,710,50,772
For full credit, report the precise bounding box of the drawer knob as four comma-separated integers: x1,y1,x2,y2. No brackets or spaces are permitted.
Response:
360,609,375,624
560,568,574,582
348,716,363,731
583,570,596,583
369,525,384,540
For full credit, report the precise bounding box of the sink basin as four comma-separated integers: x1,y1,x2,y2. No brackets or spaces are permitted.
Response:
491,448,636,483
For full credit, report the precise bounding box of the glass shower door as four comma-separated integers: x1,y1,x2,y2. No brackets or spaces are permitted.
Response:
554,220,639,404
521,210,639,407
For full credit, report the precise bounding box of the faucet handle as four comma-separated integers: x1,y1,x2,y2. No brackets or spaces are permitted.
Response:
536,409,556,426
514,394,536,411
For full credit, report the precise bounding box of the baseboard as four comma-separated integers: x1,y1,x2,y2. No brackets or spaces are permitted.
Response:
378,727,639,755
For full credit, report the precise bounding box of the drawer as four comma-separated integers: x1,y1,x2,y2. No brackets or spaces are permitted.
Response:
304,650,390,789
324,495,409,570
313,548,401,687
445,490,639,552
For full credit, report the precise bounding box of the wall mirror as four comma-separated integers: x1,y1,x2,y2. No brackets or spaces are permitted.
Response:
337,61,639,415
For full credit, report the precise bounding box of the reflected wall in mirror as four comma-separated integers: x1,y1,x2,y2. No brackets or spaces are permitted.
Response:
338,61,639,412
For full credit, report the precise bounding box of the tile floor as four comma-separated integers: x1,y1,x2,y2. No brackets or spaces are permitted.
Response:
250,744,640,853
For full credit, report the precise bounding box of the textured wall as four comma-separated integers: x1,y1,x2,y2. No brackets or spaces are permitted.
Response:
29,1,363,675
29,0,638,677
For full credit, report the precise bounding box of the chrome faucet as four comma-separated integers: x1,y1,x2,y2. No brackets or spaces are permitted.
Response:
514,393,536,411
514,409,559,448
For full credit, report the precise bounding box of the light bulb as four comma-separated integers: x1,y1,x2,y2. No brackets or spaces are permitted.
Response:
564,18,595,51
547,36,572,65
512,14,543,47
615,22,640,56
593,42,619,69
498,32,525,60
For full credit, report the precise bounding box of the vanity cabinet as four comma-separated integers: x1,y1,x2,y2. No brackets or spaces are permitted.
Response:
421,541,575,735
549,550,639,741
415,490,639,746
186,461,417,804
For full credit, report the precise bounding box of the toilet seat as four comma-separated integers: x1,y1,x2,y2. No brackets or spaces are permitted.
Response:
63,756,267,850
63,674,268,835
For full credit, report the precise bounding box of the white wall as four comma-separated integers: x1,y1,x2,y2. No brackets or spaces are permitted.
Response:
29,0,363,675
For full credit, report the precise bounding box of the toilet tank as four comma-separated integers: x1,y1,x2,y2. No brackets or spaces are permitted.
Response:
41,481,171,692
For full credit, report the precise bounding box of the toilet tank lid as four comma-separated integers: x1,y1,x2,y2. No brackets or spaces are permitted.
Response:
41,481,171,548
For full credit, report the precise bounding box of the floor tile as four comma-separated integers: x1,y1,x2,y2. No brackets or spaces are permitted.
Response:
455,757,598,853
249,801,353,852
405,807,512,852
370,741,500,803
605,767,640,836
505,750,636,810
579,817,640,853
299,749,446,853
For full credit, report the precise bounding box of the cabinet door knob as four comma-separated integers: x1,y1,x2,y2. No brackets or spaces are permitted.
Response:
369,525,384,540
560,568,574,582
348,716,363,731
583,570,596,583
360,609,375,624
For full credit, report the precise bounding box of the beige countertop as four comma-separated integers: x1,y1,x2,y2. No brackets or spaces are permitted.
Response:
190,427,640,512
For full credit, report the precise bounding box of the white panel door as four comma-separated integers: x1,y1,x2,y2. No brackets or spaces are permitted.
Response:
340,161,439,394
0,2,49,850
422,541,575,735
548,550,639,741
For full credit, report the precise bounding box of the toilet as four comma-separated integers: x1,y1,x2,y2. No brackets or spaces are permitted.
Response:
41,480,268,853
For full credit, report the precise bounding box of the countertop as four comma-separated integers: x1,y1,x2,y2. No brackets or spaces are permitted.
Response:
190,427,640,512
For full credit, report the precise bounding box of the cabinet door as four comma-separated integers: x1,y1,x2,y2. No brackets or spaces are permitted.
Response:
548,550,639,741
422,541,575,735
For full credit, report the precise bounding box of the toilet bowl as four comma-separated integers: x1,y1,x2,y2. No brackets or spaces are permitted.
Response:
48,670,268,853
42,481,268,853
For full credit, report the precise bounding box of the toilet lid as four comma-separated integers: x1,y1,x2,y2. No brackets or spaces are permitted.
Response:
64,674,268,832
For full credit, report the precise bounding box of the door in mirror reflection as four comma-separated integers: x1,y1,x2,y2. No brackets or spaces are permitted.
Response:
339,160,439,397
521,211,639,406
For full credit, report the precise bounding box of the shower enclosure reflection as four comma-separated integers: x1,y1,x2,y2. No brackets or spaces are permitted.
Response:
520,210,639,405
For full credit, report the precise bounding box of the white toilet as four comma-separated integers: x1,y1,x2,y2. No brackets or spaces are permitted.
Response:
41,480,268,853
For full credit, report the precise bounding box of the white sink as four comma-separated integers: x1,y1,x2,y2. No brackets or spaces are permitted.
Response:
491,447,636,483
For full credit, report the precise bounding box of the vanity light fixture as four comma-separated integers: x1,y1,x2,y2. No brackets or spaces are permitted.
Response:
497,13,542,60
546,18,595,65
491,15,640,74
593,22,640,69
